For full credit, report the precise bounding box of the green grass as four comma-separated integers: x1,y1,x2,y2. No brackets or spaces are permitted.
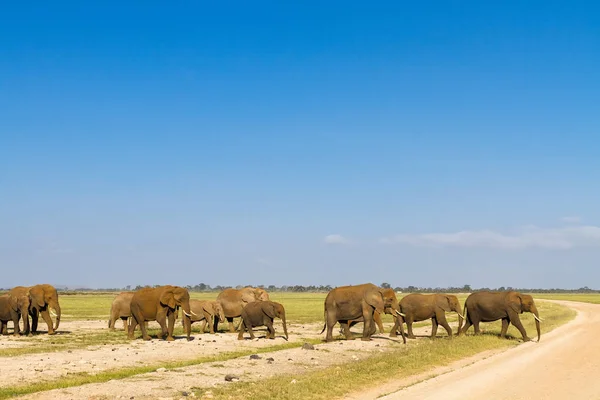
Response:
526,293,600,304
0,339,322,400
196,300,575,400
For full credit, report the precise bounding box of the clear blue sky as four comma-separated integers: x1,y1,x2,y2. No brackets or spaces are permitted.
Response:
2,2,599,289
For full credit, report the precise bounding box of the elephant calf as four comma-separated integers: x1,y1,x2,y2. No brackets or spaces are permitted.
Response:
188,300,225,334
0,292,31,336
238,301,288,341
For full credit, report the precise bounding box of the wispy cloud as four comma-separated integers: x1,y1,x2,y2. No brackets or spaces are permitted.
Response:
380,225,600,250
561,216,581,224
323,234,349,245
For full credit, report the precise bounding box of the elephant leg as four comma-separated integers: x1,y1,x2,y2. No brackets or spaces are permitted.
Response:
341,321,353,340
436,312,453,338
122,318,128,331
459,315,472,336
137,316,151,341
40,309,55,335
11,315,20,336
325,313,337,342
407,318,416,339
508,313,530,342
1,322,6,335
226,317,236,333
237,319,246,340
201,320,207,333
361,308,373,341
31,309,39,333
265,319,275,339
473,319,481,335
166,312,175,341
128,317,138,339
431,317,439,338
500,318,510,338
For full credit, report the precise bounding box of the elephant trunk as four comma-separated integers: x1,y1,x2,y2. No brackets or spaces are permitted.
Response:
394,310,407,344
532,305,541,342
180,303,192,340
51,301,61,331
281,310,289,341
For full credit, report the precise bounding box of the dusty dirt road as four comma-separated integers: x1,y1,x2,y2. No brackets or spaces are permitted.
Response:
380,300,600,400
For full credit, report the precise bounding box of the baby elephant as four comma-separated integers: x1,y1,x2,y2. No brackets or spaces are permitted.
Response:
187,300,225,334
238,301,288,341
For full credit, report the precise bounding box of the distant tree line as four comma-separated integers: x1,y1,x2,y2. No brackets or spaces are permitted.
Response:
19,283,597,294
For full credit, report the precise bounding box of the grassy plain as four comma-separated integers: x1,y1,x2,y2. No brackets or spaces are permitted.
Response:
0,292,592,400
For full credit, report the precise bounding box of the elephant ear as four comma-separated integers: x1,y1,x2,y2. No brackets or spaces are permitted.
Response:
29,289,45,308
262,302,278,319
160,289,176,309
365,290,385,314
202,302,213,314
436,295,452,312
8,295,19,312
507,293,523,314
241,290,255,304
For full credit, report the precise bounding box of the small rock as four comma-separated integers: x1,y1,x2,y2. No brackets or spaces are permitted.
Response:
249,354,261,360
67,350,72,353
352,355,359,360
112,348,117,351
266,357,274,362
290,379,297,384
181,392,189,397
156,367,167,372
34,368,43,372
224,374,239,382
301,342,315,350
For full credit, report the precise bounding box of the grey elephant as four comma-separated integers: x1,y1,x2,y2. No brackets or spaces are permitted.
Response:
390,293,464,339
188,300,225,334
9,284,61,335
320,283,405,343
128,285,194,341
238,300,288,341
0,293,31,336
214,287,270,333
109,292,135,330
459,291,541,342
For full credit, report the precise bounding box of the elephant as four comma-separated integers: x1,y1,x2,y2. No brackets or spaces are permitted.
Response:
187,300,225,334
238,300,288,341
109,292,148,331
214,287,270,333
128,285,193,341
459,291,541,342
0,291,31,336
346,288,406,339
320,283,405,343
0,293,31,336
8,284,61,335
390,293,464,339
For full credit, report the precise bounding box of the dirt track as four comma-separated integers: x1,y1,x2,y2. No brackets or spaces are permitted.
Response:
379,300,600,400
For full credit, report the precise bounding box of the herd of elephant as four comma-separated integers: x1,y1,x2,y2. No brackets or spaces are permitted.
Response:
0,283,542,345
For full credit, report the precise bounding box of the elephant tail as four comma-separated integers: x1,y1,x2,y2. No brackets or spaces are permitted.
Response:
319,308,327,334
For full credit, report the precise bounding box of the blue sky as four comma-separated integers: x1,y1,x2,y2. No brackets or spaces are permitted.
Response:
2,2,599,289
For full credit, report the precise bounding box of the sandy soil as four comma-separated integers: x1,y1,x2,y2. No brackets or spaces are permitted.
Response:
375,300,600,400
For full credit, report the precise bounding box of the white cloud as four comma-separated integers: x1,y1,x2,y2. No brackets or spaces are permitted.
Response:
323,234,348,245
380,225,600,250
561,216,581,224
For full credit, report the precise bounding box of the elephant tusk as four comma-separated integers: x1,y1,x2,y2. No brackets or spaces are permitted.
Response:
190,310,198,316
395,310,406,317
50,309,57,317
457,312,465,319
182,310,192,317
533,315,543,322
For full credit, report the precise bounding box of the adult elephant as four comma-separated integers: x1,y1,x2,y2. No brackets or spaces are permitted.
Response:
459,291,541,342
346,288,406,339
128,285,193,341
321,283,405,343
9,284,61,335
214,287,270,333
391,293,464,339
0,292,31,336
